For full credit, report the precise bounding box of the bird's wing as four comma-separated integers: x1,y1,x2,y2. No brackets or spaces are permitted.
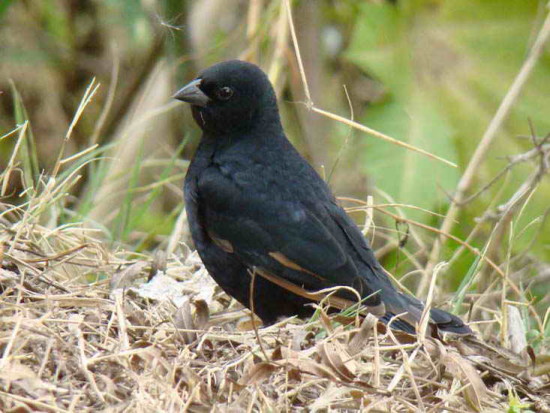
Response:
186,165,319,323
196,164,471,334
197,164,385,309
185,163,252,307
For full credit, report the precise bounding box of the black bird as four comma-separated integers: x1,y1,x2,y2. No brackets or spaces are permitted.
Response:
174,60,471,335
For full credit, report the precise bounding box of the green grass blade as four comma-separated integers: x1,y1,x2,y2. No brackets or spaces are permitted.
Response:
10,81,40,192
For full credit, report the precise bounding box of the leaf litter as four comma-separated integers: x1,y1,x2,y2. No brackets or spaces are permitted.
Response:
1,220,549,412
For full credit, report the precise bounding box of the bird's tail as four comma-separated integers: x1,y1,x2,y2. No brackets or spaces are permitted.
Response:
379,288,472,335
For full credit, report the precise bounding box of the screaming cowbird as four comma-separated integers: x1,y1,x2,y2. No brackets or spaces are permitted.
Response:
174,60,471,335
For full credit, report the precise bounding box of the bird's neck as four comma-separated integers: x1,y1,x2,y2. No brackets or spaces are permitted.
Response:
202,123,284,151
202,110,284,147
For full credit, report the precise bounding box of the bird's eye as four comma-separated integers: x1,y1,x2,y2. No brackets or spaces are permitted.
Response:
216,86,233,100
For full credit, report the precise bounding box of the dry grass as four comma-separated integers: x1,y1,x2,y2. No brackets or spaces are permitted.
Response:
1,216,549,412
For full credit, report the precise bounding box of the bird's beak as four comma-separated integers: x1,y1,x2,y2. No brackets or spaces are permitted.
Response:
173,79,210,107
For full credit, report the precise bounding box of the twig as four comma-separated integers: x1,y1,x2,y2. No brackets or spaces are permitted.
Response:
284,0,456,168
417,262,446,340
114,289,130,350
284,0,312,107
313,107,457,168
449,141,550,206
248,268,270,361
476,140,548,291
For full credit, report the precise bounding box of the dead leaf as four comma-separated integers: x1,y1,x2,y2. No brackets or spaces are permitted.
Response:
280,347,339,381
348,314,377,355
237,316,263,331
309,384,355,410
110,261,148,290
318,341,357,381
507,305,528,355
173,298,196,343
454,337,530,376
290,326,310,351
318,306,334,334
442,351,487,411
238,362,278,386
271,346,283,361
148,250,167,281
193,299,209,329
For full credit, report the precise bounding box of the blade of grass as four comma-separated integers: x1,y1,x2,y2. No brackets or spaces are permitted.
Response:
10,82,39,191
75,142,118,219
51,78,100,178
452,253,483,314
1,122,27,197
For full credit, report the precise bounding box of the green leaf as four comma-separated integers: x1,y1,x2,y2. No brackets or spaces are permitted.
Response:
360,94,458,221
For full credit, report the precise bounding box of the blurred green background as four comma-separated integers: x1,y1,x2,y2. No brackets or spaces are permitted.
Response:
1,1,549,340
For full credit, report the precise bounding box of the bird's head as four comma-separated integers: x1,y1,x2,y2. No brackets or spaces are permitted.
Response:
174,60,280,134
